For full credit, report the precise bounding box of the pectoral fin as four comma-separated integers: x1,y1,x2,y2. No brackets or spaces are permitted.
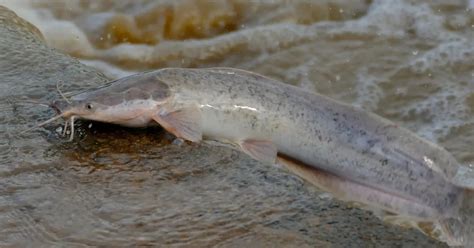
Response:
152,105,202,142
239,139,277,164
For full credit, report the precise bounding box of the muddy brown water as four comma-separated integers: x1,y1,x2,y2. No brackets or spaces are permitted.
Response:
2,1,474,247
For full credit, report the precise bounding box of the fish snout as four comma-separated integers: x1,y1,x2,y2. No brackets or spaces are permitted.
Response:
51,99,70,114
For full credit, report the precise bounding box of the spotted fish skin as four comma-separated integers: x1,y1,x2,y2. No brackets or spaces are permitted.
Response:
58,67,464,221
137,68,461,218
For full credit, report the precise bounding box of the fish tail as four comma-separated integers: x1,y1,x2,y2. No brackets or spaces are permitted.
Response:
438,188,474,246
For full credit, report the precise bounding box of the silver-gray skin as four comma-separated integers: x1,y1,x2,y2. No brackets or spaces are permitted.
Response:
55,67,464,221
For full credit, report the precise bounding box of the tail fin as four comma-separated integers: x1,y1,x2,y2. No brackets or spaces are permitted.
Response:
277,155,474,246
438,188,474,246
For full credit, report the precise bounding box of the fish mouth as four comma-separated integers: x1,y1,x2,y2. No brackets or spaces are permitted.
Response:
51,99,70,114
50,100,77,140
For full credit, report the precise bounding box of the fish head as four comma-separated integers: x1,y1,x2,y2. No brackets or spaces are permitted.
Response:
51,97,111,121
52,72,172,124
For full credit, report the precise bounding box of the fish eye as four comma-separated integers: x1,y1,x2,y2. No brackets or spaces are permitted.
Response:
85,103,94,110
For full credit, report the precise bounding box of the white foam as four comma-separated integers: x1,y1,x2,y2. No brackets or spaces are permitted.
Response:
0,0,96,57
353,68,384,111
79,59,136,79
285,57,320,93
409,40,474,73
41,20,95,56
329,0,474,143
335,0,459,41
97,23,315,68
400,39,474,141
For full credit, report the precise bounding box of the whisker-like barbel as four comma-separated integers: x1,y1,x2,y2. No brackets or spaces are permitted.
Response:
14,100,51,108
56,81,71,104
20,113,67,135
68,116,75,141
61,120,68,136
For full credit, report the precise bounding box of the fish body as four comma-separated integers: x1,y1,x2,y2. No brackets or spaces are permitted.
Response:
53,68,471,245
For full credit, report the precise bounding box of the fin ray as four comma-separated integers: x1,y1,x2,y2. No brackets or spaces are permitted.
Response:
152,105,202,142
239,139,277,164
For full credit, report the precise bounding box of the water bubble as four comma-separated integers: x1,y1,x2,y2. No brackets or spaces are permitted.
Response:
172,138,184,146
318,193,332,200
335,75,341,81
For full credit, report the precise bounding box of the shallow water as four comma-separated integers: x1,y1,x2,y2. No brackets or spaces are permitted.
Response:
0,0,473,247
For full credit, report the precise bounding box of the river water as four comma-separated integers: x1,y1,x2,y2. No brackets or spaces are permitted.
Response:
0,0,473,247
